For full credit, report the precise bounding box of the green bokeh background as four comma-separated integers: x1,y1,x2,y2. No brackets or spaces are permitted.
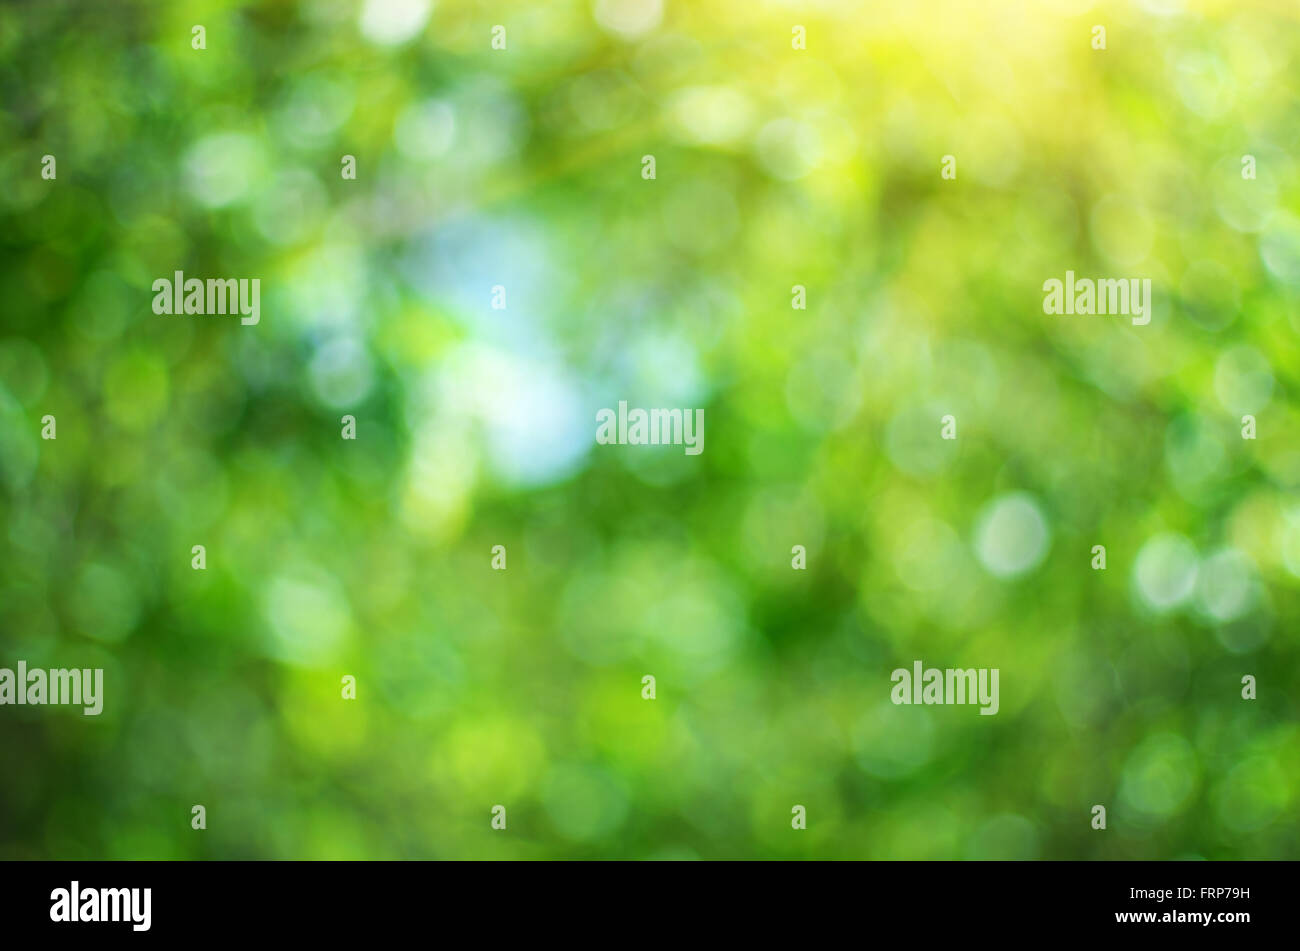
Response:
1,0,1298,859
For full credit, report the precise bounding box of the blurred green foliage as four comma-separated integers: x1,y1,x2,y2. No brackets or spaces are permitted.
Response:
1,0,1298,859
